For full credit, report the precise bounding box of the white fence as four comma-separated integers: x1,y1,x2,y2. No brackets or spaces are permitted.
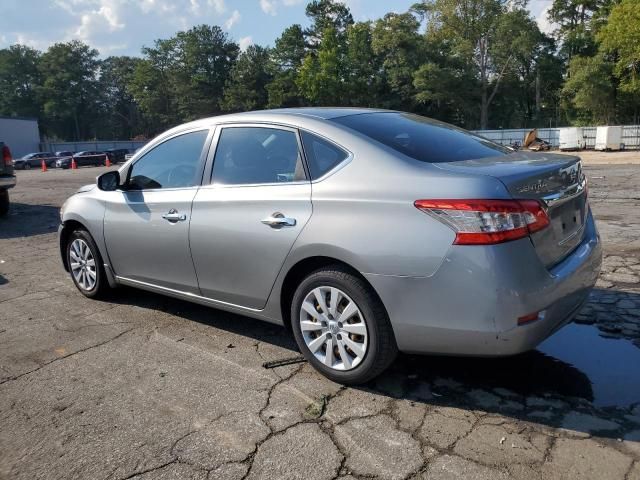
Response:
40,140,147,153
472,125,640,149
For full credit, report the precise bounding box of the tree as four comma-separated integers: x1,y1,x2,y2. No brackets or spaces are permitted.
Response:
547,0,602,60
562,55,616,124
305,0,354,46
415,0,523,129
128,39,181,134
39,40,101,140
371,13,423,110
99,56,143,139
267,24,307,107
297,26,344,105
0,45,42,120
344,22,382,107
598,0,640,98
171,25,239,119
129,25,239,134
221,46,272,111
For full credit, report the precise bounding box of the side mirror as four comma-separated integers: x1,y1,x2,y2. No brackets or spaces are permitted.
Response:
97,170,121,191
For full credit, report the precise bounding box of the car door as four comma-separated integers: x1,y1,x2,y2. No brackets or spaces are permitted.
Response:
190,125,312,309
103,128,212,294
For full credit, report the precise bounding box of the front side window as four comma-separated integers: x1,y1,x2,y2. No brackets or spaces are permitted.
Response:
212,127,305,185
300,131,349,179
128,130,209,190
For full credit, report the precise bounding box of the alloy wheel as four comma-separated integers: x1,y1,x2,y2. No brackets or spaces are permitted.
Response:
69,239,97,291
299,286,368,371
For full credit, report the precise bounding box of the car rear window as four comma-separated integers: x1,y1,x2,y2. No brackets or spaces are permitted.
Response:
331,112,510,163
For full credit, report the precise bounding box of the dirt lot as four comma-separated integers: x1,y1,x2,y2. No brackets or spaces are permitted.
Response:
1,163,640,480
557,149,640,165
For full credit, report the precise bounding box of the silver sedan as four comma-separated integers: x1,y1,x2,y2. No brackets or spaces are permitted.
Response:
58,109,602,384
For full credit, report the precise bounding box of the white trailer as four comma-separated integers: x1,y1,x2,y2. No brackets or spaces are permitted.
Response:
559,127,585,151
595,126,623,151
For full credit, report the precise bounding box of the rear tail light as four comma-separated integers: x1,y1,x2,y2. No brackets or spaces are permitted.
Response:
2,145,12,166
414,199,550,245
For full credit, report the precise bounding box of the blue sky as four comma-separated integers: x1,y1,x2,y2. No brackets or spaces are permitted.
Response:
0,0,554,57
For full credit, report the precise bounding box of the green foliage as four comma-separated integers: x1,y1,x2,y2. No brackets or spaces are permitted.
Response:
0,0,637,140
39,40,101,140
562,55,616,124
598,0,640,97
372,13,423,110
221,46,272,112
99,56,143,139
0,45,42,119
297,27,344,105
305,0,354,45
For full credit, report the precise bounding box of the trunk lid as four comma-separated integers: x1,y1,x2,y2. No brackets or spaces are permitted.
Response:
435,152,588,267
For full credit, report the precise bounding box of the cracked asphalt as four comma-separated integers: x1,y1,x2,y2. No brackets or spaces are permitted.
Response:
1,162,640,480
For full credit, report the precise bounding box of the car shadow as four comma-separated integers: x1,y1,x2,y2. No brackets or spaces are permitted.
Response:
0,203,60,239
0,274,7,285
99,285,640,440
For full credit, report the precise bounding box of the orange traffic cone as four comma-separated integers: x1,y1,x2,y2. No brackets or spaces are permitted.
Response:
41,159,47,172
71,158,78,170
105,155,111,167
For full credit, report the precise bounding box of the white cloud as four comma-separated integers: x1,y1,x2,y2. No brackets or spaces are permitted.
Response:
239,36,253,51
282,0,303,5
224,9,241,29
208,0,226,14
189,0,201,15
536,5,555,34
260,0,277,16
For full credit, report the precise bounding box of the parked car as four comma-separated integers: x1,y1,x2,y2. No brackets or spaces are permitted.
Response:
56,151,107,169
104,148,129,164
0,142,16,216
58,108,602,384
55,151,75,158
13,152,58,169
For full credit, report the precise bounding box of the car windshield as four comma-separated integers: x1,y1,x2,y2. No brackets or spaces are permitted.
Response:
21,153,37,159
331,112,510,163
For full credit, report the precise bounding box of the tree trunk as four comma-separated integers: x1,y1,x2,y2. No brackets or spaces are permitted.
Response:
535,68,541,117
73,111,80,141
480,84,489,130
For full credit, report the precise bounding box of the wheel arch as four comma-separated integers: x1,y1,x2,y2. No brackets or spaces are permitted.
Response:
279,255,388,332
59,219,89,272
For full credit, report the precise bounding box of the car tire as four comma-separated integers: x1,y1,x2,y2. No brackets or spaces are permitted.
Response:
291,266,397,385
66,229,110,299
0,190,9,217
24,163,31,170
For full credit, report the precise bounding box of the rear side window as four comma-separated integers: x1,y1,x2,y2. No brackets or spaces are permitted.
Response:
212,127,305,185
300,132,349,179
331,113,510,163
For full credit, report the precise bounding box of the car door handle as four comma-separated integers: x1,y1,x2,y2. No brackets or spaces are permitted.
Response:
261,213,296,228
162,210,187,222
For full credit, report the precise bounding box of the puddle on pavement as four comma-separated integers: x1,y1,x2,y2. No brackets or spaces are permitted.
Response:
537,323,640,407
403,323,640,408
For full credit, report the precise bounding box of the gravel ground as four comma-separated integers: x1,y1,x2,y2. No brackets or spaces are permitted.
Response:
1,164,639,480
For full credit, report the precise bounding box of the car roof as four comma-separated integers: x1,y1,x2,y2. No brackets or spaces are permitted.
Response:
252,107,392,120
160,107,396,139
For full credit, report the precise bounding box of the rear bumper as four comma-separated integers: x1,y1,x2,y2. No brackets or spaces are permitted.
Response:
0,175,16,189
365,209,602,356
